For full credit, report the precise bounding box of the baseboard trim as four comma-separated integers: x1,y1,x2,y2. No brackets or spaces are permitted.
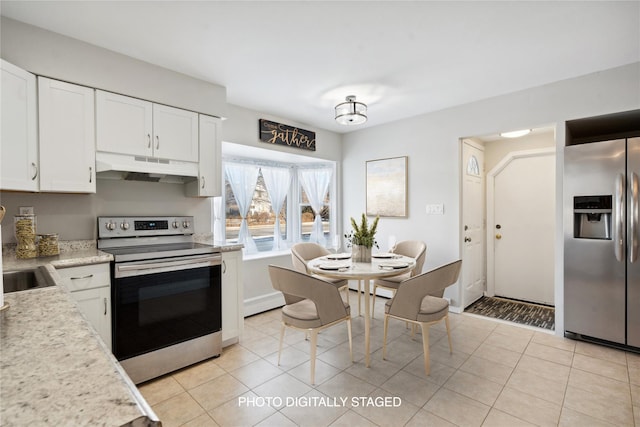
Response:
244,291,285,317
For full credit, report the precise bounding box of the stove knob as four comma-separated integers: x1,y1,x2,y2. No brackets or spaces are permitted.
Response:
120,222,130,230
172,221,180,229
182,221,191,229
106,221,116,231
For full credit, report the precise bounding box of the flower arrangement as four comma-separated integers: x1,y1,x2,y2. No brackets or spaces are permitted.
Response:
344,213,379,249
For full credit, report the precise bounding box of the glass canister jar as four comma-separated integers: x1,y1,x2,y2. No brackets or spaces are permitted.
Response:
14,214,37,259
38,233,60,257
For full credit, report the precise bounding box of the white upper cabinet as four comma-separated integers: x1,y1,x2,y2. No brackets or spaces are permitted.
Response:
96,90,198,163
186,114,221,197
152,103,199,162
1,60,38,192
96,90,153,157
38,77,96,193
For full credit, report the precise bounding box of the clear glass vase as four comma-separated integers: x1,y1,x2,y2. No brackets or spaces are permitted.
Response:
351,244,372,262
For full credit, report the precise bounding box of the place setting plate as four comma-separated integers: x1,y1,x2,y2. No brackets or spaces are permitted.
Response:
378,261,410,270
324,253,352,260
372,253,398,259
317,261,351,271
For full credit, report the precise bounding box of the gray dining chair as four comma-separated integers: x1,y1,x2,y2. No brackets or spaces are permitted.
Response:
372,240,426,317
291,242,351,304
382,260,462,376
268,264,353,384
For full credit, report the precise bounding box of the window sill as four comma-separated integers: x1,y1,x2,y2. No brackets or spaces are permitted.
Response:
243,249,291,261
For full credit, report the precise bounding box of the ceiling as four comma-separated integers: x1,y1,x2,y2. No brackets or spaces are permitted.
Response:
1,1,638,134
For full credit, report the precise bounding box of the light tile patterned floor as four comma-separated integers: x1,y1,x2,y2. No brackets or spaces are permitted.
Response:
138,291,640,427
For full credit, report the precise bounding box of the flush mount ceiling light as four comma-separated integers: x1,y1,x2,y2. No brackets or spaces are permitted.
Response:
500,129,531,138
335,95,367,125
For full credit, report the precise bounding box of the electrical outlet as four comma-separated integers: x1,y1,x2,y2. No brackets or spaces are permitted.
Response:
19,206,34,215
425,204,444,215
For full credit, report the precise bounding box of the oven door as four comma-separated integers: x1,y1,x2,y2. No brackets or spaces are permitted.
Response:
112,254,222,361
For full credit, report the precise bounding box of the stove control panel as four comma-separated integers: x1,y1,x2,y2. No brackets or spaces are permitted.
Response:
98,216,195,238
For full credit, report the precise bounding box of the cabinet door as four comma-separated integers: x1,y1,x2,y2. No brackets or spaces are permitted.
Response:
186,114,221,197
152,103,198,162
96,90,153,157
222,250,243,345
1,60,38,191
38,77,96,193
72,286,112,351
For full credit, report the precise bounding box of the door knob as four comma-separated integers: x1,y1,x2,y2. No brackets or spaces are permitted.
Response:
495,234,502,240
464,237,472,242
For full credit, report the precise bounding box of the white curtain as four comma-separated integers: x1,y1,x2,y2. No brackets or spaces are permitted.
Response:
261,166,292,251
212,196,224,245
224,163,259,253
299,168,332,246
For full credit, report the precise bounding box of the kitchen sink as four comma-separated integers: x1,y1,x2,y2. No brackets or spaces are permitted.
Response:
3,267,56,293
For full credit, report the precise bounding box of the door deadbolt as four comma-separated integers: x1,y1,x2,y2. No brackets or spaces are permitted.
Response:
496,224,502,229
464,237,472,242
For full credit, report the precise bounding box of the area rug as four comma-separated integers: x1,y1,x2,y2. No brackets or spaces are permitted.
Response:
465,296,555,330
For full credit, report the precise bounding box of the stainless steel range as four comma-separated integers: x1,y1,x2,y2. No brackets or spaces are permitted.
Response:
97,216,222,384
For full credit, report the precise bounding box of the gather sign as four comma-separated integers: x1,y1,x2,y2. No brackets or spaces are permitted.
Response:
259,119,316,151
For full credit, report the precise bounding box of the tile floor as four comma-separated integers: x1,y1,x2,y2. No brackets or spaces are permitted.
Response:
139,291,640,427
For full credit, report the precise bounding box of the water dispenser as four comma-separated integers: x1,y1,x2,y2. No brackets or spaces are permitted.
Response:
574,195,612,240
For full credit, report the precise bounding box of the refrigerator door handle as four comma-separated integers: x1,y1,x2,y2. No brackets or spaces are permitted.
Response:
615,173,625,262
631,172,639,263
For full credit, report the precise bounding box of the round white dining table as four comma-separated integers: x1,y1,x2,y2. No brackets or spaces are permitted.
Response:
308,254,416,367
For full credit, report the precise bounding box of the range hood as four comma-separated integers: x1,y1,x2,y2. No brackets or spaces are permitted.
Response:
95,152,199,184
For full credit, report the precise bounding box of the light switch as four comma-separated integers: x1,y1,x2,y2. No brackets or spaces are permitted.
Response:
426,204,444,215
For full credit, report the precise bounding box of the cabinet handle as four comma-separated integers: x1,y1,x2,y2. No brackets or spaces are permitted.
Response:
70,274,94,280
89,166,92,183
31,162,38,180
222,260,226,274
201,176,205,189
104,297,107,316
156,135,160,150
147,134,151,148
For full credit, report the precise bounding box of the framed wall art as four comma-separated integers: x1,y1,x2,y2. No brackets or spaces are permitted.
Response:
366,156,408,217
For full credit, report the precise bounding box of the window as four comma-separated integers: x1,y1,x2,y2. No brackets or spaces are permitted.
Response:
219,145,336,256
224,170,287,251
466,155,480,176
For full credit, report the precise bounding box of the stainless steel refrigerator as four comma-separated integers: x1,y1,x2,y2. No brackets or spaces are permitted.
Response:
564,137,640,347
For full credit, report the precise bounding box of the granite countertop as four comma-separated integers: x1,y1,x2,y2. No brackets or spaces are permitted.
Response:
218,243,244,253
2,240,113,271
1,245,160,427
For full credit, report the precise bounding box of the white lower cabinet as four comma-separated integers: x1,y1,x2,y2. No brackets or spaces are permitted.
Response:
222,250,243,346
56,263,111,350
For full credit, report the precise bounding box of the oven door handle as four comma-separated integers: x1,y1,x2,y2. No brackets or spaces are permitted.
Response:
116,256,221,277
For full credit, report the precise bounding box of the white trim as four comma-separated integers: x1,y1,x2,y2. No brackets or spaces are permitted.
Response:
462,138,485,151
243,291,285,317
486,147,556,298
448,305,463,314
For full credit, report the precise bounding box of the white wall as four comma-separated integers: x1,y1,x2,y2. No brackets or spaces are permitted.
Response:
484,130,555,173
0,17,226,117
342,62,640,335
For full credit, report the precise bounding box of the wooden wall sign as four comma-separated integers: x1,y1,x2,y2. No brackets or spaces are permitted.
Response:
259,119,316,151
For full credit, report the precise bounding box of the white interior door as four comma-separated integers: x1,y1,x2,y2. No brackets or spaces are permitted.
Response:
491,150,555,305
462,140,486,307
